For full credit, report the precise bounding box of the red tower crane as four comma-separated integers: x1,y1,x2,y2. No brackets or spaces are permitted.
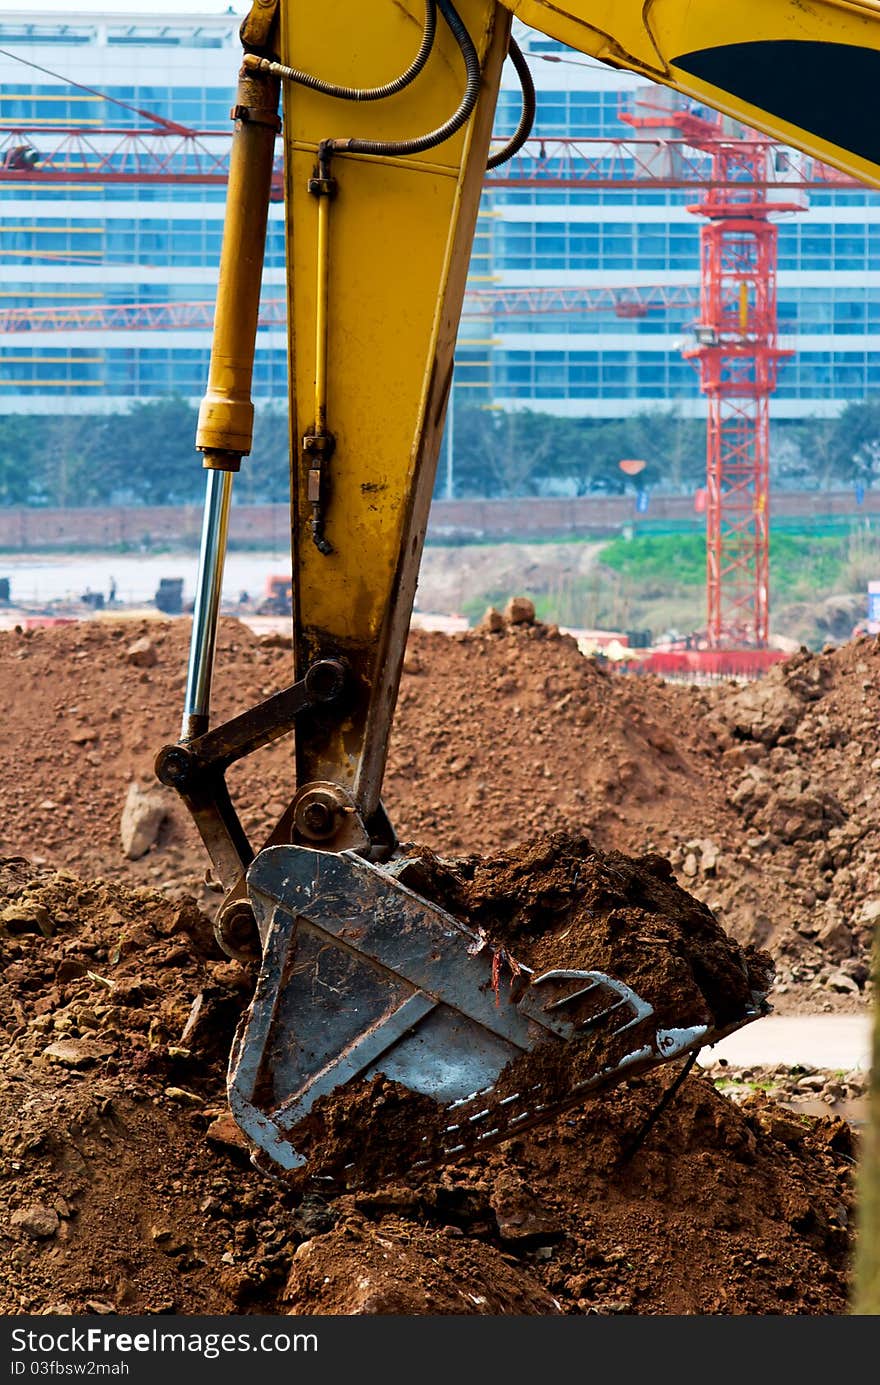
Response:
623,102,807,648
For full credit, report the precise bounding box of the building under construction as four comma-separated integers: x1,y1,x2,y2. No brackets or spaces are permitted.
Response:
2,7,880,425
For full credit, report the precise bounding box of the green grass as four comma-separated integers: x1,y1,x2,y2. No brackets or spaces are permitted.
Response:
453,524,880,640
710,1076,779,1097
601,533,706,587
601,528,880,603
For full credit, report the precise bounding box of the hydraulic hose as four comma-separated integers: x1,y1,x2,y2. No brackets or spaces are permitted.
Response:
486,38,535,170
330,0,480,159
244,0,437,103
248,0,481,164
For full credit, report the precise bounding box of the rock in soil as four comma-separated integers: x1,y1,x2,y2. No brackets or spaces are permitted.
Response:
120,781,172,860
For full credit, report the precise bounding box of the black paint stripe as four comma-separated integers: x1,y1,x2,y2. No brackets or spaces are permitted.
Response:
675,40,880,169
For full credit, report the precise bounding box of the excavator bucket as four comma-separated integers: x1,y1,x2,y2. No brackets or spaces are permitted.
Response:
228,845,768,1175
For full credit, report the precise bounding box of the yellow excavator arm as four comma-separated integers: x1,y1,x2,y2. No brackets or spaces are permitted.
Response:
154,0,880,1176
510,0,880,186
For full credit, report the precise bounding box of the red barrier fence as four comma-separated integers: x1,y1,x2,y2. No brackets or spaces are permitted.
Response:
623,648,789,678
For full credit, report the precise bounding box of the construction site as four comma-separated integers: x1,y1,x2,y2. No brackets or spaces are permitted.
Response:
1,0,880,1327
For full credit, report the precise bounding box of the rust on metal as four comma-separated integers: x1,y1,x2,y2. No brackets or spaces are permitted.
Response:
239,0,280,58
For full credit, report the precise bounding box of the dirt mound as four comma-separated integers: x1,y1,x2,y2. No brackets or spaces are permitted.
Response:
398,833,772,1029
390,624,879,1016
0,853,857,1316
690,640,880,1010
0,615,876,1016
0,618,295,911
390,622,725,854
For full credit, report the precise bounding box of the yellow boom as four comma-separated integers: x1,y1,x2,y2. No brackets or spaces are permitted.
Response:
510,0,880,187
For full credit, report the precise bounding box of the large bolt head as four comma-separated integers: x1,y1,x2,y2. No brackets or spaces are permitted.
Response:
215,900,260,961
154,744,192,788
304,658,346,703
301,800,335,836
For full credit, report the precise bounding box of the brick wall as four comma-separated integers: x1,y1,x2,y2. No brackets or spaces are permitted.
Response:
0,490,876,550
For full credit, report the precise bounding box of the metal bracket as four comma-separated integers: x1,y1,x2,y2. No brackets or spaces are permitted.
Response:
307,172,337,200
155,657,349,955
230,102,283,132
302,429,335,554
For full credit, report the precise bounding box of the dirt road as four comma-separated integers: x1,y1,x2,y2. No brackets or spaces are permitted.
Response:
709,1014,873,1069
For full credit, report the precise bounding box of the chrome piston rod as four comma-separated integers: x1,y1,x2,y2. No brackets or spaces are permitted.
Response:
182,467,233,740
179,57,279,743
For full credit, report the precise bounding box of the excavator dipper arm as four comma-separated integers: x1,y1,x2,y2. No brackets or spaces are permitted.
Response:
159,0,514,953
156,0,880,1176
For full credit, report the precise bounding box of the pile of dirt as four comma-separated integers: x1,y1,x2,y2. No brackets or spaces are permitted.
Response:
0,614,877,1018
0,618,296,911
0,852,857,1316
391,621,880,1017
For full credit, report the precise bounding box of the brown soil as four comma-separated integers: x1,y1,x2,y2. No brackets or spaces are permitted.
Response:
0,855,856,1316
0,613,876,1315
0,615,875,1014
395,835,773,1026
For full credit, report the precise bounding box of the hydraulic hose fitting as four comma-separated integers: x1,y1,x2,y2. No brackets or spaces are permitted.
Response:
303,428,335,555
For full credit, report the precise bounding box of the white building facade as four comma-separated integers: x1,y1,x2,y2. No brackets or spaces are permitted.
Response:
1,10,879,422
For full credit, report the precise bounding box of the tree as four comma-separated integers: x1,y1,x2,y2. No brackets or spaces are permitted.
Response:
0,398,296,508
438,405,706,499
0,415,50,505
830,399,880,487
90,397,203,505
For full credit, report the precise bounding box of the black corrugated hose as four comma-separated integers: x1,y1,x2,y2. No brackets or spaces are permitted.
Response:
248,1,479,162
245,0,437,103
486,38,536,169
247,3,534,170
322,0,480,161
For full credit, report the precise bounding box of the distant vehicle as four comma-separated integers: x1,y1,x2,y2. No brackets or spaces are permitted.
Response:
257,573,292,616
154,577,184,615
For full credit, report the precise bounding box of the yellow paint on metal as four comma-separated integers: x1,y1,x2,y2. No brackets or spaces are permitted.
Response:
195,63,280,464
279,0,509,806
504,0,880,186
